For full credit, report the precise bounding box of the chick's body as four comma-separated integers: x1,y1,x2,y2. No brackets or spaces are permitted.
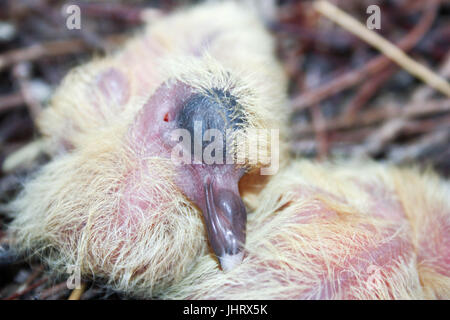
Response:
162,161,450,300
8,2,287,297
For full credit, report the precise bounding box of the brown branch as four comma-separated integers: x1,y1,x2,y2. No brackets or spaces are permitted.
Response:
4,266,47,300
4,277,49,300
0,92,25,113
360,118,409,156
314,0,450,97
343,66,398,119
74,2,147,23
293,99,450,136
291,0,440,111
0,34,127,72
38,282,70,300
413,52,450,102
311,104,329,159
0,39,87,71
388,129,450,164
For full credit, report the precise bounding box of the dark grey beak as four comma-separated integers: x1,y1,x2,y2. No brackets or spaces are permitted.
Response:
203,181,246,271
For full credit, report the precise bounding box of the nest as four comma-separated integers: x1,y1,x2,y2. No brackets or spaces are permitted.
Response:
0,0,449,299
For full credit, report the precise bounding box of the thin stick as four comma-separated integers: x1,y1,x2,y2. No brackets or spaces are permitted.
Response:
68,282,87,300
293,99,450,135
0,34,126,72
0,39,87,72
388,130,450,164
5,265,46,300
0,92,25,113
4,277,49,300
344,66,397,119
314,0,450,97
413,52,450,102
291,0,438,111
39,282,70,300
311,104,329,159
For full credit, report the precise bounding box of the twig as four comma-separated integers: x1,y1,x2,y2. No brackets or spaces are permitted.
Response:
388,130,450,164
293,99,450,135
413,52,450,102
359,118,408,156
0,39,87,71
291,0,440,111
0,92,25,113
68,282,87,300
344,66,398,119
0,34,126,71
71,1,166,24
4,265,46,300
313,0,450,97
4,277,49,300
38,282,70,300
401,114,450,136
311,104,329,159
70,2,147,24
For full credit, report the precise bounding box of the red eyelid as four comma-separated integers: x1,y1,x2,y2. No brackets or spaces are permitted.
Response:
163,113,170,122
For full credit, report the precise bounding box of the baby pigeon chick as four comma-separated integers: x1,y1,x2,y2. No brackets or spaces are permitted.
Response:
162,160,450,300
6,2,287,297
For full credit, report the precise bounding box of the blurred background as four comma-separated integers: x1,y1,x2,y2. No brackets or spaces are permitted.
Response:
0,0,449,299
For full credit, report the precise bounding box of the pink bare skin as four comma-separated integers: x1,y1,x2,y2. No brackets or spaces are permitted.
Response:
127,79,248,270
161,166,449,299
54,60,448,299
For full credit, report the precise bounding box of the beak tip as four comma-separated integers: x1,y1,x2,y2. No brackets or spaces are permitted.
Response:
219,251,244,272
